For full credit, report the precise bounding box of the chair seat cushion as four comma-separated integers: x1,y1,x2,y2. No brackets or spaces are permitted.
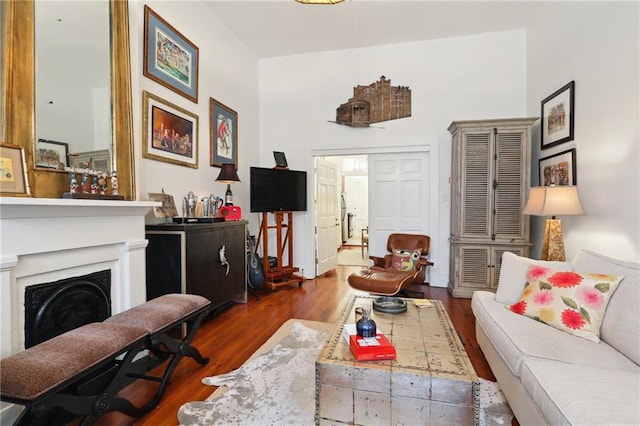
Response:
348,269,416,296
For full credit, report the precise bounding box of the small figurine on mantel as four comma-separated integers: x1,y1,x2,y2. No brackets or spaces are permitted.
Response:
110,170,119,195
69,169,79,194
98,173,108,195
90,175,99,194
81,169,90,194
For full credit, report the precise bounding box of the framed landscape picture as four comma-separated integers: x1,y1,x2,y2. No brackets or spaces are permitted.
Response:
142,90,199,169
144,6,199,103
539,148,577,186
210,97,238,168
540,81,575,150
36,139,68,169
70,149,111,172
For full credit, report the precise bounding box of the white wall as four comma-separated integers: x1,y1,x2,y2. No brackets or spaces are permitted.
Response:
259,31,528,284
526,2,640,262
128,0,260,228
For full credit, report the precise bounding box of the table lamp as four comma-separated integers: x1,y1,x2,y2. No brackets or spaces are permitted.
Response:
523,185,585,261
216,163,240,206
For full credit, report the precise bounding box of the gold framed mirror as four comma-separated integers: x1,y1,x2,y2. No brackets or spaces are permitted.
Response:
1,0,135,199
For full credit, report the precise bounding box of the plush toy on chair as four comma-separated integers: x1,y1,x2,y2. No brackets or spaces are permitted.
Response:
348,233,434,298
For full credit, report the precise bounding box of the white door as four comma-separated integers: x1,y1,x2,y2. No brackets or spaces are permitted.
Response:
315,158,339,276
368,152,430,257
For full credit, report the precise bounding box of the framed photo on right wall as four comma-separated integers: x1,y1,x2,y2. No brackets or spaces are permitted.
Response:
539,148,577,186
541,80,575,149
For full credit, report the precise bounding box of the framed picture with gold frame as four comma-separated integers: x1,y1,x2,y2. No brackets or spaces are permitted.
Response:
0,144,30,196
142,90,199,169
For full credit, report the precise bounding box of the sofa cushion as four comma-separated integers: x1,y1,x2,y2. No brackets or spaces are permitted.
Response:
572,250,640,365
508,266,622,343
472,291,638,378
520,359,640,426
495,251,572,305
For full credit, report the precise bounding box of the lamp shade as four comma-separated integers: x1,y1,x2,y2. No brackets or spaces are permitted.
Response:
216,163,240,183
523,186,586,217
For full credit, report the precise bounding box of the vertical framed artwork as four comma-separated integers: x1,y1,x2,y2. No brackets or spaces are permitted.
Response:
36,139,68,169
0,144,30,196
210,97,238,168
144,5,199,103
539,148,577,186
540,80,575,149
142,90,199,169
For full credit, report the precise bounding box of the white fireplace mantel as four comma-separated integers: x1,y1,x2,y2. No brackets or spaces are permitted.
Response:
0,197,159,359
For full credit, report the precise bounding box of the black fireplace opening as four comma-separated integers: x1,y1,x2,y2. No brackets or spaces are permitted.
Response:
24,270,111,348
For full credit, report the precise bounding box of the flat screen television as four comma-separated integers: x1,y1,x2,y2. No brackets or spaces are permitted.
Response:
250,167,307,212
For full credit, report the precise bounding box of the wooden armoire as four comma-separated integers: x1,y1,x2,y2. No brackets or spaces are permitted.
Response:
448,117,538,298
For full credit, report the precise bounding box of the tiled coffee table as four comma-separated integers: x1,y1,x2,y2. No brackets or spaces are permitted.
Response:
315,295,480,425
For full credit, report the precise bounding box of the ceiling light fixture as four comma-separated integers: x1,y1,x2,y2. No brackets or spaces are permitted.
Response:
295,0,344,4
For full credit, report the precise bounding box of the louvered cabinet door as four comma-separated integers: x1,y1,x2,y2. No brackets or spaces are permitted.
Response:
459,130,492,239
449,244,490,298
493,129,530,241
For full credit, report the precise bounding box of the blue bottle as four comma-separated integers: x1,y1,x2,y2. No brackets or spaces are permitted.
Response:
356,304,377,338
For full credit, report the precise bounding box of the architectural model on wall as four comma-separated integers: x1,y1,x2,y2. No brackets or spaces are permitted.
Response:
335,76,411,127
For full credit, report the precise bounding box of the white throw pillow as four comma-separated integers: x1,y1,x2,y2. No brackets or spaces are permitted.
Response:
495,251,572,305
572,250,640,365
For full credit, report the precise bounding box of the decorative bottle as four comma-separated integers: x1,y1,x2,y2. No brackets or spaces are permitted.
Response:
356,304,377,338
225,184,233,206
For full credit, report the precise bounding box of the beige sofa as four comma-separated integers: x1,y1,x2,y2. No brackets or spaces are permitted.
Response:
472,250,640,425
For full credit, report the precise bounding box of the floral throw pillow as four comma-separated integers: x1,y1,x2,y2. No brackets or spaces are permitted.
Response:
508,265,623,342
391,249,422,271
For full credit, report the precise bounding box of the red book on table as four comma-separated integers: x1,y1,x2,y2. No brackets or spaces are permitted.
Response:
349,333,396,361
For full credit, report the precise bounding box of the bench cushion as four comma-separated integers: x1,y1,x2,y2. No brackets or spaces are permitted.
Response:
104,294,210,333
0,322,147,402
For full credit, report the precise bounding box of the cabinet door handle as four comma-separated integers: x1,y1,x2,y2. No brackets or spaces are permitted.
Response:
219,245,230,276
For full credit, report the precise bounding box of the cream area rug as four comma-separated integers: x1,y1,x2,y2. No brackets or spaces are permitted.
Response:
337,247,370,267
177,320,513,426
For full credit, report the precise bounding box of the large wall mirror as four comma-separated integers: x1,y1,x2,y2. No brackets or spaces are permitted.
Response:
1,0,135,199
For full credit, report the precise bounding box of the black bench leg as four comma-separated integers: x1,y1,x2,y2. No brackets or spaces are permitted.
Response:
134,310,210,410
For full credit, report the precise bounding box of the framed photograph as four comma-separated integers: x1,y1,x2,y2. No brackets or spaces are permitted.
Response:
541,80,575,149
210,97,238,168
274,151,288,168
148,192,179,218
539,148,577,186
143,90,199,169
70,149,111,172
0,144,30,196
144,5,199,103
36,139,68,169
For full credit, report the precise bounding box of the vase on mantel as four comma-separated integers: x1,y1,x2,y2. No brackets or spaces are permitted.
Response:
356,304,377,338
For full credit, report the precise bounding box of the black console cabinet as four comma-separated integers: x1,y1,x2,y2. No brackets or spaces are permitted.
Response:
145,221,247,310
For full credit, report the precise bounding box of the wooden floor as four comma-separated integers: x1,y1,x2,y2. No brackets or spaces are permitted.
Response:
93,262,496,425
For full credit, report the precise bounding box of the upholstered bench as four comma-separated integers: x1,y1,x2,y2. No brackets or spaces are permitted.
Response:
0,322,149,424
104,293,211,407
348,269,417,296
0,293,211,425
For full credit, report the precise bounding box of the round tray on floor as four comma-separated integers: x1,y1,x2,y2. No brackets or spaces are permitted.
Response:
373,296,407,314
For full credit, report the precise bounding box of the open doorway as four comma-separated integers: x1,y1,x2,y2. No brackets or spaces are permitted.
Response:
315,155,369,271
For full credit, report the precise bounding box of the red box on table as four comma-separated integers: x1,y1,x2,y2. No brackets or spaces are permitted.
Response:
349,333,396,361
